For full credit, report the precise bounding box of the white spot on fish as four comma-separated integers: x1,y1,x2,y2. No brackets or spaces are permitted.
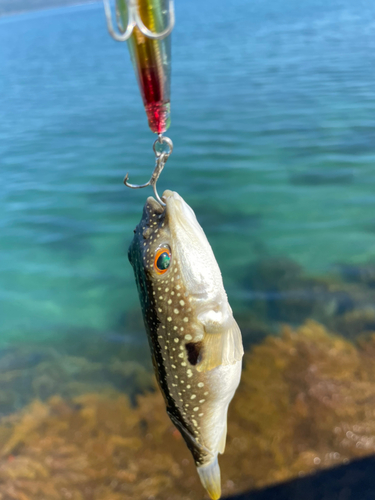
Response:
190,395,196,400
199,399,205,403
167,317,172,322
179,300,185,306
174,309,179,314
198,382,204,388
184,334,192,340
168,299,172,305
193,407,199,412
183,317,189,323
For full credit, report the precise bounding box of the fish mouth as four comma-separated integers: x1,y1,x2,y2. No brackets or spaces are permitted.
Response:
162,190,201,237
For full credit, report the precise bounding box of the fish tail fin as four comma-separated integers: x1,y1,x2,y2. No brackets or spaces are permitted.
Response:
197,456,221,500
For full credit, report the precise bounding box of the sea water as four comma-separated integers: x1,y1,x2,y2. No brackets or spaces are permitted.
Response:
0,0,375,349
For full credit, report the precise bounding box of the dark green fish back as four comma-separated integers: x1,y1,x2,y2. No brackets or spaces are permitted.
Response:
128,198,207,465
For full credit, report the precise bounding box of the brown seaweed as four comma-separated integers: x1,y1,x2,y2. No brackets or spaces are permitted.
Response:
1,321,375,499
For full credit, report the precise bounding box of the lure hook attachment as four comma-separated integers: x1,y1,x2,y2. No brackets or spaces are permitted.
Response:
103,0,175,42
124,136,173,207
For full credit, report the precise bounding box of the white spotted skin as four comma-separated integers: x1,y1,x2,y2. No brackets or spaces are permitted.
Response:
128,191,243,469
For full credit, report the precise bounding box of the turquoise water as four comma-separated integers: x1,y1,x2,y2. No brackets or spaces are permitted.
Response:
0,0,375,349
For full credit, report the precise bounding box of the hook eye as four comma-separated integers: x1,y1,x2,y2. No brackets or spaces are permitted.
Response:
134,0,175,40
103,0,175,42
153,136,173,157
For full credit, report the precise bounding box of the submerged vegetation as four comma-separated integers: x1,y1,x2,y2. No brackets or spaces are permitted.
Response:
1,257,375,499
1,320,375,499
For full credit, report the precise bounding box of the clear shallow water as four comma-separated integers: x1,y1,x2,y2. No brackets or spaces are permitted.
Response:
0,0,375,347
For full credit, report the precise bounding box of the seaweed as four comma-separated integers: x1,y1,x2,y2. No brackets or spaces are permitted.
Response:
1,322,375,499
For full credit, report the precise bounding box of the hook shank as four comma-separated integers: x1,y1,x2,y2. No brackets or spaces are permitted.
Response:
124,136,173,206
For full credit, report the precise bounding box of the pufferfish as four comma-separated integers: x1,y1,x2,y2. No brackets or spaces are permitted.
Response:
128,190,243,500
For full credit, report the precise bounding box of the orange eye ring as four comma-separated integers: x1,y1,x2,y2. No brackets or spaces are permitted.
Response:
154,247,172,275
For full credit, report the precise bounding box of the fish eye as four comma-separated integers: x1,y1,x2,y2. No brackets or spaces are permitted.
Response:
154,247,171,275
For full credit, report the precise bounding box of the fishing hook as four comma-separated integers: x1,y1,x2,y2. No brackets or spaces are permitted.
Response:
103,0,175,42
124,135,173,207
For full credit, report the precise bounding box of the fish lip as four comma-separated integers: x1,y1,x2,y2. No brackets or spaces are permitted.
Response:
162,190,197,229
144,196,165,218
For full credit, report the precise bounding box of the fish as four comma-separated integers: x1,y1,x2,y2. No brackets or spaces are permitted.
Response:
128,190,243,500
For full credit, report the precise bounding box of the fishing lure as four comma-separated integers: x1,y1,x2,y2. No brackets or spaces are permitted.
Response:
129,190,244,499
103,0,174,134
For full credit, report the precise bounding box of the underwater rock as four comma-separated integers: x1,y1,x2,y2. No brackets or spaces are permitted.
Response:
337,262,375,289
1,321,375,498
0,346,154,418
241,257,355,327
240,257,375,345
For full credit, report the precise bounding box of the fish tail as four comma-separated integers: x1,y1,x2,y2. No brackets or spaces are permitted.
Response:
197,456,221,500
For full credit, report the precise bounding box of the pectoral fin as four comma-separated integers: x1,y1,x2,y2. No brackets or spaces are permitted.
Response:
197,318,243,373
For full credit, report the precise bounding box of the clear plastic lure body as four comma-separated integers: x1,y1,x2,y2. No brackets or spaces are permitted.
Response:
104,0,174,134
